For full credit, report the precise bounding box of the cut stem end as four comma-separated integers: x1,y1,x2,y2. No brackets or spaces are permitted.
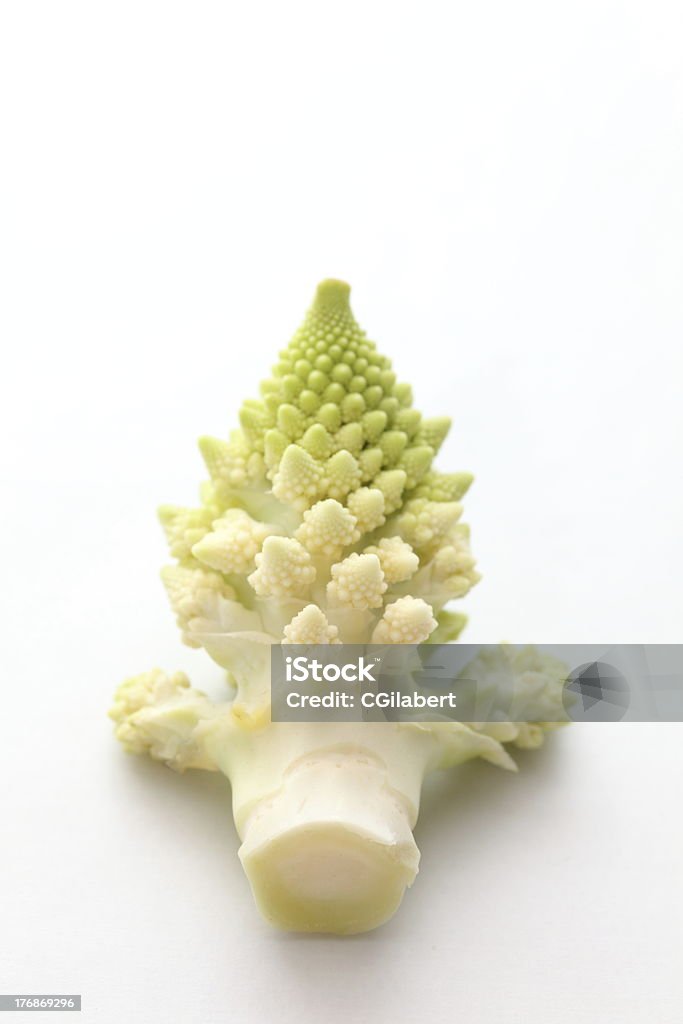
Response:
237,757,420,934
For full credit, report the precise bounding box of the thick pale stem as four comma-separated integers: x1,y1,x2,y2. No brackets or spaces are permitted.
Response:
238,757,419,934
206,723,435,934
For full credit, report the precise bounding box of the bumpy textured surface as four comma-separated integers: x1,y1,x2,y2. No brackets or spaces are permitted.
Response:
110,281,566,935
112,279,566,750
152,278,482,653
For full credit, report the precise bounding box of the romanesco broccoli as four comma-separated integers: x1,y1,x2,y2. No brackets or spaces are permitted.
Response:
111,280,564,934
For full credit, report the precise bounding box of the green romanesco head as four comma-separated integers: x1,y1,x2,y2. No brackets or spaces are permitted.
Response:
159,280,480,660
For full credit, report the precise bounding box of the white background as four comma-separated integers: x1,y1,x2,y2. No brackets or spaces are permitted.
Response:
1,2,682,1022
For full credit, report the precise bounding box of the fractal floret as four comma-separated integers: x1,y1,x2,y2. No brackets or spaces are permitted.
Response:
111,280,564,934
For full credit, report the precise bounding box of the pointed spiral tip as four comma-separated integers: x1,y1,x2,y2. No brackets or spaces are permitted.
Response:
312,279,352,314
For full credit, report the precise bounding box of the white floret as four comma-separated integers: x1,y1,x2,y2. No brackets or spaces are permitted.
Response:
272,444,323,510
364,537,419,584
109,669,218,770
346,486,386,534
326,552,387,610
161,565,237,642
395,498,462,557
371,596,437,644
283,605,341,644
295,499,359,555
429,526,481,597
248,536,316,598
192,509,273,574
